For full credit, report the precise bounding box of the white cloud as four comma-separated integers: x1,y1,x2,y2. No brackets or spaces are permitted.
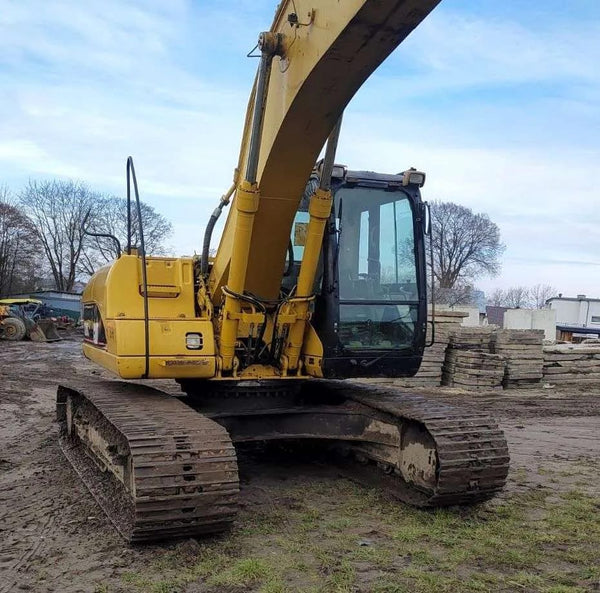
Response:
0,139,85,178
0,0,252,216
390,11,600,92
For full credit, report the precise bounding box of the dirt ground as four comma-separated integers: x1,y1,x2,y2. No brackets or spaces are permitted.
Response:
1,340,599,593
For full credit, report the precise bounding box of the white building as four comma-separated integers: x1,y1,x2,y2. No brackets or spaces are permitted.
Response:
546,295,600,331
503,308,556,341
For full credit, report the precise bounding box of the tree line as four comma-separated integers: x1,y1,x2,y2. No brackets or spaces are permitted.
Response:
487,284,557,309
0,180,172,296
1,183,555,307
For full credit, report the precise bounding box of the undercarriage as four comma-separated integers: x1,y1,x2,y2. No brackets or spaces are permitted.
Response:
57,378,509,543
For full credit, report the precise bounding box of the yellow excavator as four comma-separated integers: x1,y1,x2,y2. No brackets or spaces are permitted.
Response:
57,0,509,542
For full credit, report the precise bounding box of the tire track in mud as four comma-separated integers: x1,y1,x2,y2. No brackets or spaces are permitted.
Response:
0,434,122,593
0,514,56,593
0,340,123,592
0,428,71,592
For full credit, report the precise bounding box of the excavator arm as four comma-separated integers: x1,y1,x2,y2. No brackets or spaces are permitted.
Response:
79,0,441,381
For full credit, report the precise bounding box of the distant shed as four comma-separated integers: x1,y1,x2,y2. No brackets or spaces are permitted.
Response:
555,324,600,342
9,290,81,321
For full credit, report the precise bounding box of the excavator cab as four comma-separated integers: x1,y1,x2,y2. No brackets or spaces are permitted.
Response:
288,168,429,378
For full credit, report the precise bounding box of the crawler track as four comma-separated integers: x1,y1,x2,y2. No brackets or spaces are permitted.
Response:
184,380,510,508
57,380,239,543
340,384,510,505
57,379,508,543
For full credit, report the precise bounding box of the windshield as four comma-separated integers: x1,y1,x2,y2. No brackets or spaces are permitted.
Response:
337,187,417,302
336,186,419,350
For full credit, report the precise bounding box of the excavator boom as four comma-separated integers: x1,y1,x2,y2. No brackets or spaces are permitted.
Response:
210,0,442,302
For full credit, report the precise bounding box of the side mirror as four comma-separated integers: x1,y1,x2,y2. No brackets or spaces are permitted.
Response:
422,202,431,236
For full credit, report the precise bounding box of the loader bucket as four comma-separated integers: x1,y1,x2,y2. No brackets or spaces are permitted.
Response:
27,318,62,342
20,317,44,341
28,324,47,341
36,319,62,342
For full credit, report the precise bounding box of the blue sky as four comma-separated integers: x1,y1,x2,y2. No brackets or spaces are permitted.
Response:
1,0,599,297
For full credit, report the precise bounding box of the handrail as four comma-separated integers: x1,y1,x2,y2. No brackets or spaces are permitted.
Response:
426,204,435,348
126,157,150,378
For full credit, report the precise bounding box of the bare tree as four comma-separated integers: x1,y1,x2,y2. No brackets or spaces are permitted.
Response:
79,196,172,276
530,283,557,309
0,186,43,296
487,288,507,307
430,201,504,289
488,284,556,309
434,283,474,307
19,180,97,292
503,286,531,308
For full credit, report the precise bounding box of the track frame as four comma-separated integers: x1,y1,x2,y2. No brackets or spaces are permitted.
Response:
57,378,509,543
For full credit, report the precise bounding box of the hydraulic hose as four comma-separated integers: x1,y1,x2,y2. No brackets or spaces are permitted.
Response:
200,181,236,275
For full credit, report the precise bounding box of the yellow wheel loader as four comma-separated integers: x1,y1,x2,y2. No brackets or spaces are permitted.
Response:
57,0,509,543
0,299,61,342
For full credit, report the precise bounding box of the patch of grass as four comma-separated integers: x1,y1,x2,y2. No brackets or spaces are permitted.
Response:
209,557,271,587
121,572,151,588
379,487,599,590
237,507,290,536
121,570,185,593
506,572,546,588
399,568,468,593
150,543,200,572
513,467,528,482
349,545,394,568
259,579,289,593
324,517,353,531
322,558,355,593
314,547,337,571
117,480,599,593
150,582,182,593
299,507,323,531
579,565,600,581
187,549,230,579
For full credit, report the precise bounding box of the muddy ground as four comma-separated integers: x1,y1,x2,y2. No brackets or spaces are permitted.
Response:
0,340,598,593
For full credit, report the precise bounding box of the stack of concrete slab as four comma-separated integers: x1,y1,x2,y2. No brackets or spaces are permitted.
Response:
491,329,544,389
441,327,503,390
543,344,600,384
395,310,467,387
447,326,496,351
442,350,505,390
